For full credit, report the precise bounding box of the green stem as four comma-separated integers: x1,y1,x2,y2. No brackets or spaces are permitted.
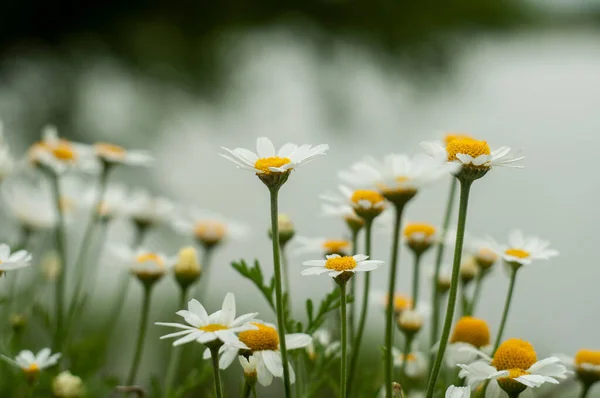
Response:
466,273,484,316
347,217,374,395
281,242,291,296
425,178,472,398
349,229,359,344
384,204,405,398
581,382,593,398
49,173,68,352
210,345,224,398
339,280,348,398
164,287,189,392
492,267,518,352
126,283,154,385
252,384,258,398
242,381,252,398
411,253,422,309
400,335,414,378
194,246,214,301
268,187,291,398
430,178,458,352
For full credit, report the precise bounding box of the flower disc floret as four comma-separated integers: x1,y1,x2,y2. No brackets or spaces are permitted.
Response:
95,143,126,159
254,157,292,174
351,190,385,206
324,256,357,272
239,323,280,352
404,223,436,238
446,139,491,163
450,317,491,348
576,350,600,367
322,240,351,255
505,248,530,259
444,133,474,146
492,339,537,371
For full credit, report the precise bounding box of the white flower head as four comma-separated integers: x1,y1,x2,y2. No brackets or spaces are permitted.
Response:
443,316,493,369
172,207,247,248
2,348,61,374
0,244,32,274
109,245,173,281
52,371,84,398
555,349,600,383
96,182,130,220
321,185,386,219
27,126,93,174
124,188,174,227
391,347,427,378
488,230,559,267
446,385,471,398
94,142,154,167
292,236,353,257
2,179,57,230
156,293,258,351
301,254,383,278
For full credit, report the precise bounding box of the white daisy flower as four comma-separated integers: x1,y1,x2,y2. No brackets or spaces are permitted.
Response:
306,329,340,361
216,320,312,385
27,126,93,174
59,175,98,216
391,348,428,378
95,182,129,221
292,236,353,257
301,254,383,278
403,222,438,253
109,245,173,280
0,244,32,275
2,179,56,230
221,137,328,175
94,142,153,167
468,237,499,271
443,316,493,368
555,349,600,384
172,207,247,249
370,290,414,315
321,185,386,219
156,293,257,351
239,353,260,379
487,230,559,267
446,385,471,398
1,348,61,375
0,122,14,181
123,188,174,228
458,338,569,396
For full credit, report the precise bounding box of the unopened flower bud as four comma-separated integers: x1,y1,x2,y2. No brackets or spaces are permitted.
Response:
174,246,201,289
52,371,84,398
397,309,423,336
10,313,27,333
460,256,479,285
437,272,451,294
404,223,436,255
269,214,295,246
474,248,497,272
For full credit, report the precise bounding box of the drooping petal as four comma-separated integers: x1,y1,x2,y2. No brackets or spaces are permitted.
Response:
261,350,283,377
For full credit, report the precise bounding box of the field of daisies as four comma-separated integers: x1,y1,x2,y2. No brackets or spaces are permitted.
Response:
0,127,593,398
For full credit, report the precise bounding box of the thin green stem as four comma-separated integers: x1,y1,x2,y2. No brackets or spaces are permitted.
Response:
210,346,224,398
126,283,154,385
493,267,518,352
581,382,593,398
411,253,423,309
430,178,458,352
384,204,405,398
425,178,472,398
400,335,414,378
347,217,374,395
281,242,291,296
242,381,252,398
339,280,348,398
164,287,189,392
252,384,258,398
268,187,291,398
466,273,484,316
349,229,359,344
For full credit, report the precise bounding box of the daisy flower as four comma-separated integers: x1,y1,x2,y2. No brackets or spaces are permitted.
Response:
397,309,424,335
301,254,383,279
446,385,471,398
371,291,414,315
321,185,387,220
109,245,173,282
52,371,84,398
124,188,174,229
468,237,499,272
458,338,569,396
555,349,600,386
95,182,129,221
0,244,33,276
94,142,153,167
391,348,427,378
27,126,92,174
0,122,14,181
443,316,493,368
1,348,61,376
156,293,257,351
487,230,558,269
404,222,437,254
172,207,247,249
293,236,353,257
306,329,340,361
217,320,312,385
2,179,56,230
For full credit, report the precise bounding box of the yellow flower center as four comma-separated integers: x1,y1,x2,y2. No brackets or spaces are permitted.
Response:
324,256,357,272
254,157,291,174
576,349,600,366
450,316,491,348
136,252,165,268
322,240,350,254
200,324,228,332
444,133,474,146
24,363,40,374
491,338,537,372
31,139,77,162
239,323,280,351
351,190,385,206
385,293,413,313
194,221,227,244
403,223,436,238
95,142,127,159
505,248,530,259
399,353,416,362
446,138,491,162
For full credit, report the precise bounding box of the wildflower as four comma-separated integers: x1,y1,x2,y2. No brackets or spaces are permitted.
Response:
2,180,56,230
293,236,353,257
397,309,424,336
217,321,312,385
321,203,365,233
27,126,92,174
173,207,247,249
321,185,386,220
391,348,427,378
458,338,569,396
110,245,173,285
301,254,383,282
0,244,32,276
404,222,437,254
375,292,414,315
95,183,129,222
239,354,260,384
459,256,479,286
446,385,470,398
94,142,153,167
221,137,328,188
1,348,61,381
173,246,202,289
10,314,27,334
488,230,559,270
444,316,492,368
156,293,257,350
556,349,600,386
269,214,295,246
52,371,84,398
0,122,14,180
124,188,174,230
306,329,340,361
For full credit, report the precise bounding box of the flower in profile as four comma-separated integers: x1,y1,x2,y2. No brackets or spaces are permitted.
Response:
124,188,174,229
404,222,437,254
488,230,559,270
373,292,414,315
221,137,328,187
94,142,153,167
446,385,470,398
556,349,600,387
293,236,353,257
301,254,383,280
459,256,479,286
2,179,56,230
173,246,202,289
458,338,569,396
321,185,387,220
1,348,61,380
0,122,14,181
469,237,498,272
156,293,257,351
217,320,312,385
52,371,84,398
27,126,92,174
397,309,424,336
391,348,427,378
173,207,247,250
444,316,492,368
0,244,32,276
109,245,173,284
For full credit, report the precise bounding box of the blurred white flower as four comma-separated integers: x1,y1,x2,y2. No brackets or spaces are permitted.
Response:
52,371,84,398
2,179,56,230
292,236,352,257
443,316,493,369
0,122,14,181
321,185,386,219
172,207,247,249
27,126,93,174
391,348,428,378
446,385,470,398
123,188,174,228
301,254,383,278
1,348,61,374
94,142,153,167
95,182,130,220
109,244,173,280
487,230,559,267
0,244,32,274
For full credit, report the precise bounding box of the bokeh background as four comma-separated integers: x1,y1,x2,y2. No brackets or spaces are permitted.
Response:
1,0,599,396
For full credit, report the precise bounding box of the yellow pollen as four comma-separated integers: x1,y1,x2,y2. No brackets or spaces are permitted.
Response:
136,252,165,268
254,157,291,174
450,317,491,348
32,140,76,161
24,363,40,374
505,248,530,259
324,256,357,272
444,133,474,146
322,240,350,254
239,323,280,351
95,142,126,158
403,223,436,238
446,138,491,162
492,338,537,372
351,190,385,206
575,349,600,366
385,293,413,312
200,324,228,332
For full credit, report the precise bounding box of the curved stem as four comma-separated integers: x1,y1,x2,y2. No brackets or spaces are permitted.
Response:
268,187,291,398
384,204,405,398
411,253,422,309
339,280,348,398
164,287,189,392
349,229,359,344
126,284,154,385
466,273,484,316
210,346,224,398
425,178,472,398
492,268,518,352
430,178,458,352
347,217,374,395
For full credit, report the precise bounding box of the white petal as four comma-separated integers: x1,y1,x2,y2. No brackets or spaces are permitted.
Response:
256,137,276,157
285,334,312,350
187,299,209,324
446,385,471,398
262,350,283,377
218,293,236,325
218,346,239,369
301,267,331,276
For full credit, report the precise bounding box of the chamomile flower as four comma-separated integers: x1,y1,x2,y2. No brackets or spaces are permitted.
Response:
555,349,600,385
52,371,84,398
458,338,569,396
109,245,173,283
93,142,153,167
404,222,437,254
95,183,129,221
1,348,61,376
293,236,353,257
239,353,260,384
305,329,340,361
444,316,493,368
0,122,14,180
156,293,257,351
321,185,387,220
2,179,56,230
301,254,383,279
0,244,32,276
397,309,424,335
217,320,312,385
391,348,427,378
124,188,174,229
372,291,414,315
27,126,92,174
488,230,559,269
172,207,247,249
446,385,471,398
469,237,498,271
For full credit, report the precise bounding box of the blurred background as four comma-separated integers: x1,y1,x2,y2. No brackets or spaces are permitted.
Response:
1,0,599,396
